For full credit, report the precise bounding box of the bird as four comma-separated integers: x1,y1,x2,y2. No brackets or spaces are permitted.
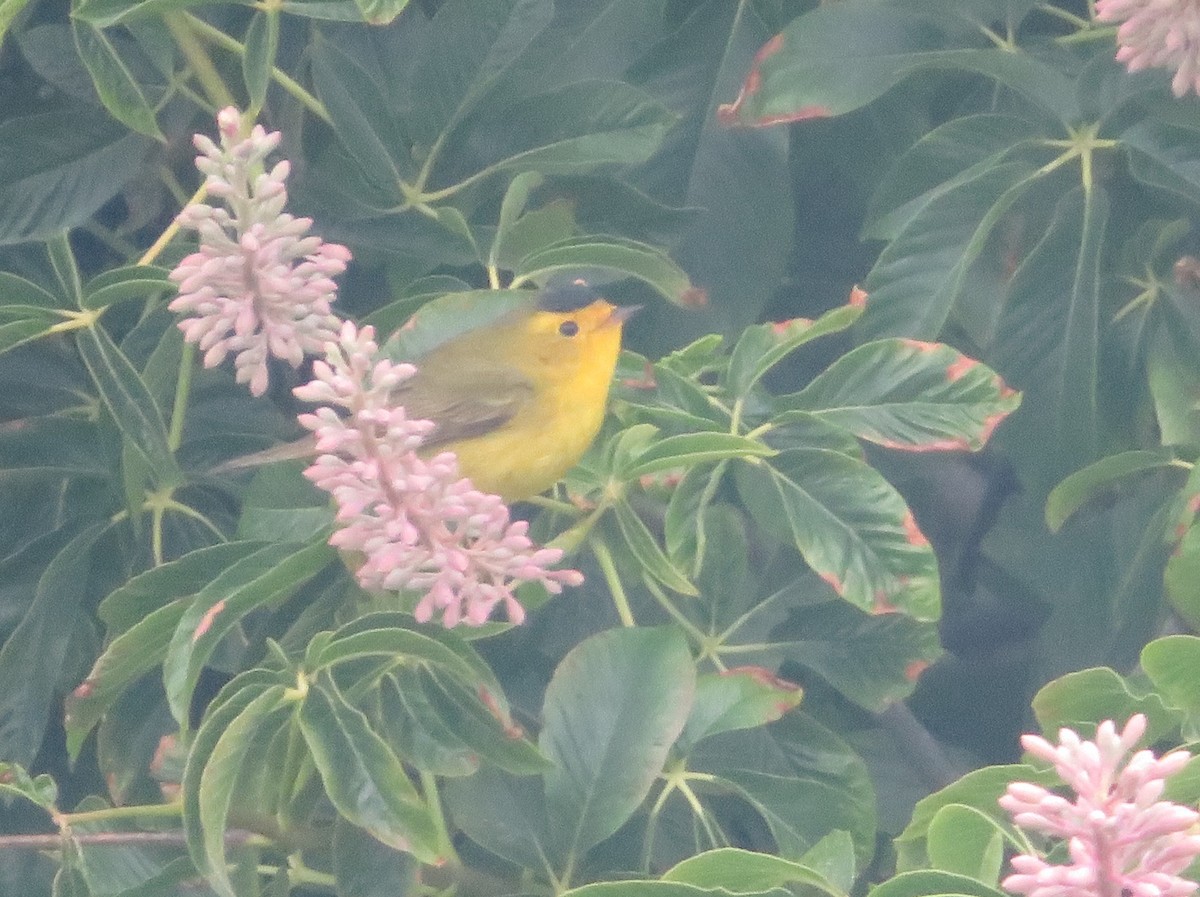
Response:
219,281,638,503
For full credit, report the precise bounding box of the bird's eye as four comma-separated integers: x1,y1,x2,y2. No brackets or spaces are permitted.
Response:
559,320,579,337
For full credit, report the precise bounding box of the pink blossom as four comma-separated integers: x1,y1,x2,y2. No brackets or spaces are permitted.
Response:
1000,715,1200,897
169,107,349,396
294,322,583,627
1096,0,1200,97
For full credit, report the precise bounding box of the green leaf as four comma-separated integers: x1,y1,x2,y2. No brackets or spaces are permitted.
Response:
0,105,152,244
1124,120,1200,206
82,264,174,310
75,324,181,487
859,160,1038,338
71,20,163,140
664,463,729,577
1141,635,1200,737
726,304,863,398
612,497,699,595
765,599,942,711
0,522,107,766
0,0,35,47
242,11,278,112
632,0,792,328
664,847,846,897
864,113,1049,241
489,172,544,267
98,542,266,634
0,271,66,309
677,668,803,753
0,312,60,356
417,666,549,775
515,235,699,306
1031,667,1172,736
620,432,775,479
299,676,441,861
993,186,1107,494
163,540,334,724
355,0,411,24
333,818,419,897
717,3,1073,125
377,669,478,776
734,450,941,620
309,35,413,199
1046,450,1179,532
64,598,188,759
540,626,696,864
718,768,873,863
926,804,1005,884
564,884,750,897
782,339,1020,451
1166,521,1200,630
869,870,1008,897
0,761,59,812
894,764,1037,870
73,0,215,27
406,0,553,152
183,681,290,897
454,80,676,184
443,764,552,869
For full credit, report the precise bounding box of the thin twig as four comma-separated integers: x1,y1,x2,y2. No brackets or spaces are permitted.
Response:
0,829,257,850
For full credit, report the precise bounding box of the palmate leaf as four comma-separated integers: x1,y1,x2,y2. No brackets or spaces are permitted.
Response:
406,0,553,152
780,339,1020,452
631,0,794,328
734,449,940,621
762,599,942,711
863,113,1051,241
859,160,1039,339
992,186,1107,493
445,79,676,185
717,1,1075,126
0,105,151,244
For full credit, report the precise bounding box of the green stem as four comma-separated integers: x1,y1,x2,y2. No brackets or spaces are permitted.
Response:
184,13,332,123
643,578,706,644
165,12,237,111
62,801,182,826
592,537,636,627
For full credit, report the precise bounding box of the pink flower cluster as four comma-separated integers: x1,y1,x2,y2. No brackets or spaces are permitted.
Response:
169,107,349,396
294,322,583,627
1096,0,1200,97
1000,715,1200,897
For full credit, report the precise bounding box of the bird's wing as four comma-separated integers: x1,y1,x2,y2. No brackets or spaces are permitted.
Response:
396,361,535,447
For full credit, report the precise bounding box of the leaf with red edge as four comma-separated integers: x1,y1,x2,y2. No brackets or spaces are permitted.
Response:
676,668,804,753
733,449,940,621
779,339,1020,452
717,2,1075,128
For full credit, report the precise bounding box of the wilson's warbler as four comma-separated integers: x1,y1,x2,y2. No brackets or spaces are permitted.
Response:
225,282,637,502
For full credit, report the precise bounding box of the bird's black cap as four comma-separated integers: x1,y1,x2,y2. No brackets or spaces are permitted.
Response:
537,279,602,313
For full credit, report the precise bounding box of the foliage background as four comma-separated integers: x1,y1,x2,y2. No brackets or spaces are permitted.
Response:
3,0,1200,896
